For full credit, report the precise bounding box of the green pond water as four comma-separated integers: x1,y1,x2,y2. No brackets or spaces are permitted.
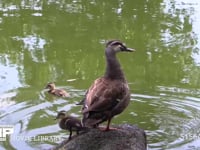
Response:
1,0,200,149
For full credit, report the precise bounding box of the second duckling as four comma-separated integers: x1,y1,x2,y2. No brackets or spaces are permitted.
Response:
45,82,70,97
55,111,86,140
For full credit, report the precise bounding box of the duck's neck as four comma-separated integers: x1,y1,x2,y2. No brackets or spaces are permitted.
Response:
104,48,125,80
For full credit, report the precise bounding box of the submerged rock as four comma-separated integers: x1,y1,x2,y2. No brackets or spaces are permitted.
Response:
53,124,147,150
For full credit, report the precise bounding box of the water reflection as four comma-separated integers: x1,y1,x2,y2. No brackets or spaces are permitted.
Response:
0,64,21,93
133,86,200,149
0,0,200,149
0,92,16,111
164,0,200,67
13,35,47,62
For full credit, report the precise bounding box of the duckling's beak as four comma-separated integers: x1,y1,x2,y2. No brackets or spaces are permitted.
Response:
125,47,135,52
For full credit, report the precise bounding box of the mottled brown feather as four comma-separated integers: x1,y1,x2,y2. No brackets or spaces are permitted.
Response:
45,83,70,97
50,89,69,97
82,78,130,127
59,116,82,131
81,40,133,129
84,78,129,113
56,112,85,140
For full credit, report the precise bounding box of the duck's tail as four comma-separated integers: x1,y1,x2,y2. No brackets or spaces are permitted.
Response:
82,111,107,128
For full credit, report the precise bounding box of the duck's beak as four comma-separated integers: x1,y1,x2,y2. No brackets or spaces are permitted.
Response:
125,47,135,52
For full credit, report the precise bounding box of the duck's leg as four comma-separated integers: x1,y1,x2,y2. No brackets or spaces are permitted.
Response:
76,130,79,135
105,118,111,131
68,129,72,140
99,118,111,131
100,118,118,131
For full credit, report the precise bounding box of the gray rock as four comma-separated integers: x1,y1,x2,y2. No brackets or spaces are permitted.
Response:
53,124,147,150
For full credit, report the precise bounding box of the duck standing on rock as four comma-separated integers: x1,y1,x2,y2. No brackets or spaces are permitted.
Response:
45,82,70,97
55,111,85,140
82,40,134,131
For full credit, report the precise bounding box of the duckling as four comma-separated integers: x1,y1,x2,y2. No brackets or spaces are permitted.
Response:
55,111,85,140
45,82,70,97
82,40,135,131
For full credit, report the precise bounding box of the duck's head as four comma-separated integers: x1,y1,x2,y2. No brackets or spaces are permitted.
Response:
106,40,135,53
45,82,55,90
55,110,67,120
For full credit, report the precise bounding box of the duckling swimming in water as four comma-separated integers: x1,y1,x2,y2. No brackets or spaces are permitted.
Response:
55,111,86,140
45,82,70,97
82,40,134,131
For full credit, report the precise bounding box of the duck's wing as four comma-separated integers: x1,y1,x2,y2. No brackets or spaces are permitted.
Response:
76,90,88,105
54,89,69,97
83,78,128,113
64,117,82,130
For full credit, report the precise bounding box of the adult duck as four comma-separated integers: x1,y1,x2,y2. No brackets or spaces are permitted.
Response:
82,40,134,131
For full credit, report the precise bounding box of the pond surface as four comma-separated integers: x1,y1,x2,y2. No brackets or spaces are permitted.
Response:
0,0,200,149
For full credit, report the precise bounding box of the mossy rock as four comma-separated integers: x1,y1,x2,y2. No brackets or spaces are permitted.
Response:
53,124,147,150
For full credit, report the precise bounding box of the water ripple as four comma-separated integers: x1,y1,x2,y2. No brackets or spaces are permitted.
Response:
134,86,200,149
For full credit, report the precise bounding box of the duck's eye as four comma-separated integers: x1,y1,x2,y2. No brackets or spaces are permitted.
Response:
113,45,122,51
117,44,126,51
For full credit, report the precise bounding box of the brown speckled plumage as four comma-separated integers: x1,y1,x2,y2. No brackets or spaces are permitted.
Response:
82,40,134,131
55,111,84,140
45,82,69,97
